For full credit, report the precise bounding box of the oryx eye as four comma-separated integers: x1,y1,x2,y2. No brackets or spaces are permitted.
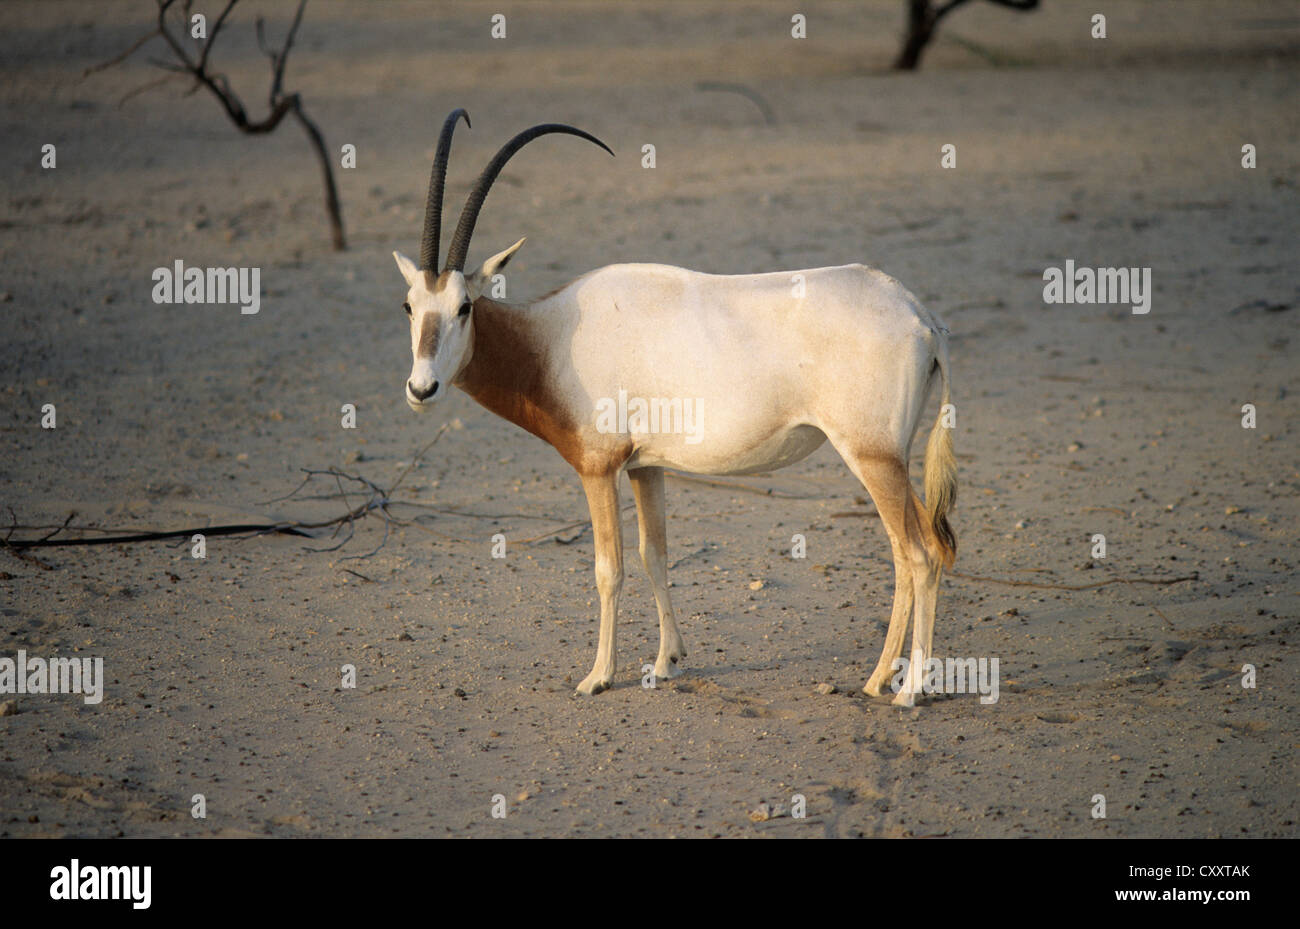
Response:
403,302,412,316
458,300,472,318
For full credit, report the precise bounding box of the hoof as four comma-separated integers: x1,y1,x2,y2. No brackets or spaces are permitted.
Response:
891,690,917,708
576,673,613,696
654,657,683,680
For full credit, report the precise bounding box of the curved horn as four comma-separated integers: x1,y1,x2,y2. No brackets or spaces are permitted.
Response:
419,108,471,271
443,123,614,272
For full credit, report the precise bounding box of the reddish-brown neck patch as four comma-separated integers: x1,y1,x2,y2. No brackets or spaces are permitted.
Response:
455,297,585,468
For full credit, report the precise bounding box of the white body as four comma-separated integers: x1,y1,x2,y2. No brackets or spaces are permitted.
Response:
534,263,946,475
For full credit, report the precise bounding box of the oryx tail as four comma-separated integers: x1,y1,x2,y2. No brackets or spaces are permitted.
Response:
923,334,957,568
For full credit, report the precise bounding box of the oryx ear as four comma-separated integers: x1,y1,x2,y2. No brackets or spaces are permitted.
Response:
467,237,526,297
392,250,420,287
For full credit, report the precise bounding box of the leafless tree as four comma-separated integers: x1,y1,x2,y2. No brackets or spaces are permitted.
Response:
895,0,1039,71
88,0,345,250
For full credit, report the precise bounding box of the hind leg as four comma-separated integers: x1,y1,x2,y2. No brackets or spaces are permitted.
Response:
908,487,941,662
895,487,944,706
838,451,938,706
864,533,913,696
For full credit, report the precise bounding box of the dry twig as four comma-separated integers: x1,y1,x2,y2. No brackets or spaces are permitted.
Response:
1,426,451,561
85,0,345,249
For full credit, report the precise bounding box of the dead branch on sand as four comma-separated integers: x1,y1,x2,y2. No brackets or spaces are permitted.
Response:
948,572,1198,592
1,425,451,562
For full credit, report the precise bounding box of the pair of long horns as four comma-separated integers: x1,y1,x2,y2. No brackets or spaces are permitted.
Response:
418,109,614,274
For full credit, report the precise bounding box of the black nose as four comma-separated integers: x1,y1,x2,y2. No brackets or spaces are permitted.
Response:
408,380,438,401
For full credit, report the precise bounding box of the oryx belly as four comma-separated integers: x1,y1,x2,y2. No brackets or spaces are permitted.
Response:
627,422,828,475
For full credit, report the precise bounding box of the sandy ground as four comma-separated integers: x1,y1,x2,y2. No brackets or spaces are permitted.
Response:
0,1,1296,837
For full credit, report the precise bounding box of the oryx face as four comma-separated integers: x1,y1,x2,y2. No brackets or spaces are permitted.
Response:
393,107,611,413
394,254,474,411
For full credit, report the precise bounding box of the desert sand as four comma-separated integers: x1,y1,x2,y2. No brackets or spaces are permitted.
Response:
0,0,1296,837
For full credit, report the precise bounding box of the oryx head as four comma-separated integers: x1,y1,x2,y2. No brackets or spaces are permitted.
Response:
394,109,613,411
